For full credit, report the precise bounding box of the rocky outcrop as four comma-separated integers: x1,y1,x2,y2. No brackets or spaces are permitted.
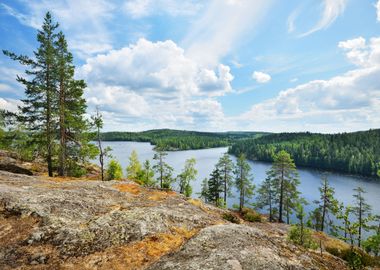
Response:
0,170,349,269
0,151,34,175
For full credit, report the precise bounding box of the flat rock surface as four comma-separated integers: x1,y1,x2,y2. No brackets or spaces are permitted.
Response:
0,170,348,269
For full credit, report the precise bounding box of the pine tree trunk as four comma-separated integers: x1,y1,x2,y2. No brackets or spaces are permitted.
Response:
224,167,227,206
278,166,284,223
358,200,362,247
58,79,65,176
321,180,327,232
46,66,53,177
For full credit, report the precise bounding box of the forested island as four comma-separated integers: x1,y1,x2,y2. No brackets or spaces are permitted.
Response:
100,129,267,150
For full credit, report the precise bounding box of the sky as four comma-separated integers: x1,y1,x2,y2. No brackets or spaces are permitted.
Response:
0,0,380,133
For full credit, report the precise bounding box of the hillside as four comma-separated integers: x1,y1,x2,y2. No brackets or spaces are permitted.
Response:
229,129,380,178
100,129,268,150
0,170,351,270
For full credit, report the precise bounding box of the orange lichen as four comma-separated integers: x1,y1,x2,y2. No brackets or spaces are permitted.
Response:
73,226,198,270
113,183,141,195
147,190,176,201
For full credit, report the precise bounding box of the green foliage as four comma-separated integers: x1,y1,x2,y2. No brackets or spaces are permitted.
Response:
266,150,301,223
222,212,240,224
138,160,156,187
241,208,262,222
126,150,142,180
255,176,277,222
229,130,380,178
177,158,197,197
106,159,123,180
197,178,209,203
100,129,268,151
153,149,174,189
352,187,373,247
216,153,234,206
234,154,255,212
207,167,224,207
363,234,380,256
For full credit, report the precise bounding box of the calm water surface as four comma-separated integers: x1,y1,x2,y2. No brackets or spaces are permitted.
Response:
98,141,380,221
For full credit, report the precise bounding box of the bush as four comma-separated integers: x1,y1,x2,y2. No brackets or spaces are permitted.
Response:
222,212,240,224
241,208,262,222
106,159,123,180
288,225,318,250
326,247,379,269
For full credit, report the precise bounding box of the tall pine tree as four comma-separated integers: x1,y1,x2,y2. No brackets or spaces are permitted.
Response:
4,12,59,177
234,154,254,212
216,153,234,207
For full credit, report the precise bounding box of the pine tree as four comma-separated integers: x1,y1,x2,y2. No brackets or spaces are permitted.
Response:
3,12,59,177
139,160,155,187
177,158,197,197
216,153,234,207
314,176,339,232
55,31,89,176
153,149,174,189
126,150,142,180
198,177,209,203
255,176,276,222
234,154,254,212
267,150,299,223
335,205,358,248
352,186,372,247
208,167,223,207
107,159,123,180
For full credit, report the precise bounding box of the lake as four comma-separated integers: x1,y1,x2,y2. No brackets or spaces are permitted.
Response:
98,141,380,226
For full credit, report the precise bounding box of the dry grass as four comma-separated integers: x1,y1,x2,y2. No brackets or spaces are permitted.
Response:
113,183,141,195
312,231,350,251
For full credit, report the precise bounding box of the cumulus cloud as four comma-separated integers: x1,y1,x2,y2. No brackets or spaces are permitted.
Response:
182,0,273,67
237,37,380,132
376,0,380,22
79,38,231,131
252,71,271,83
0,98,22,112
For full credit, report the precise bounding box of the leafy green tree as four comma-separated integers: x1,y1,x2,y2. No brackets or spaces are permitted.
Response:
314,176,339,232
363,215,380,256
288,203,317,249
177,158,197,197
216,153,234,207
126,150,142,180
234,154,254,212
106,159,123,180
198,178,209,203
3,12,59,177
255,176,277,222
208,167,224,207
352,187,373,247
138,160,156,187
335,204,359,248
267,150,299,223
92,108,111,181
153,149,174,189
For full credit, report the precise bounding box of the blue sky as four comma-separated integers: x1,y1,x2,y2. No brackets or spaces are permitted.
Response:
1,0,380,132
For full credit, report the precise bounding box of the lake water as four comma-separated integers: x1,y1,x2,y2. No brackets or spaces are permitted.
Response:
98,141,380,226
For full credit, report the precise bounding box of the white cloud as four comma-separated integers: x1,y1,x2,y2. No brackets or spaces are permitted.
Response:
79,38,232,131
182,0,273,67
376,0,380,22
1,1,114,58
0,98,22,112
289,0,347,37
290,78,298,83
252,71,271,83
237,37,380,132
123,0,202,18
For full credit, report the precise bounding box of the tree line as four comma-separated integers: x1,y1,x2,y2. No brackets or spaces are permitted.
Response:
229,130,380,179
100,130,266,150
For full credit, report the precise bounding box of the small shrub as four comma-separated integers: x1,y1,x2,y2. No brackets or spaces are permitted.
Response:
106,159,123,180
184,184,192,198
241,208,262,222
326,246,378,269
288,225,318,250
222,213,240,224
